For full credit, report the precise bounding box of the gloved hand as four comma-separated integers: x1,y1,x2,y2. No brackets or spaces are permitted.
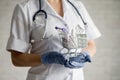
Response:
41,51,66,65
64,51,91,68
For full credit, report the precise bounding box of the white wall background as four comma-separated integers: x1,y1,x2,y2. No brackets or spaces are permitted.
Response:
0,0,120,80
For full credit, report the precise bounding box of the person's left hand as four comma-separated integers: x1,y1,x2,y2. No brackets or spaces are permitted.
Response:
64,51,92,68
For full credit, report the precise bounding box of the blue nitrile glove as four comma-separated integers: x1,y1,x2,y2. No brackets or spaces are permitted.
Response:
41,51,66,65
64,51,91,68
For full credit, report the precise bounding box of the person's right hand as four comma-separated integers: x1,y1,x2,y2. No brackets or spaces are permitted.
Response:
41,51,66,65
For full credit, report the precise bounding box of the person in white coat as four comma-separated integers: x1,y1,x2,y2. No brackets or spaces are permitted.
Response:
6,0,101,80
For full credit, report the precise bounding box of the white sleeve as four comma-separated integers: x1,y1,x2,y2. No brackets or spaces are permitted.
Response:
78,2,101,40
6,4,31,53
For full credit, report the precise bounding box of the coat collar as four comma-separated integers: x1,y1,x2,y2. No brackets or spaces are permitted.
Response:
40,0,68,17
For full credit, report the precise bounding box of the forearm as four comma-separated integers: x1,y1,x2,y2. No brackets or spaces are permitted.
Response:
11,51,42,67
83,40,96,57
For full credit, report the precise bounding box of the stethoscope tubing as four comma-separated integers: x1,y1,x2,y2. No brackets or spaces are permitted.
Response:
33,0,47,21
33,9,47,21
67,0,87,25
33,0,86,26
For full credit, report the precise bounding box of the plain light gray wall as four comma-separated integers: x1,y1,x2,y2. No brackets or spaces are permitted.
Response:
0,0,120,80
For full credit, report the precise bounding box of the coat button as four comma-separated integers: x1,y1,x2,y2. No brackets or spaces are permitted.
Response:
31,40,35,43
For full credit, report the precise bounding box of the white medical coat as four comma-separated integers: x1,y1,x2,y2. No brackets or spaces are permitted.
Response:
6,0,101,80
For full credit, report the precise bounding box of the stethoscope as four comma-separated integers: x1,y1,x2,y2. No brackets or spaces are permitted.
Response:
32,0,87,26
